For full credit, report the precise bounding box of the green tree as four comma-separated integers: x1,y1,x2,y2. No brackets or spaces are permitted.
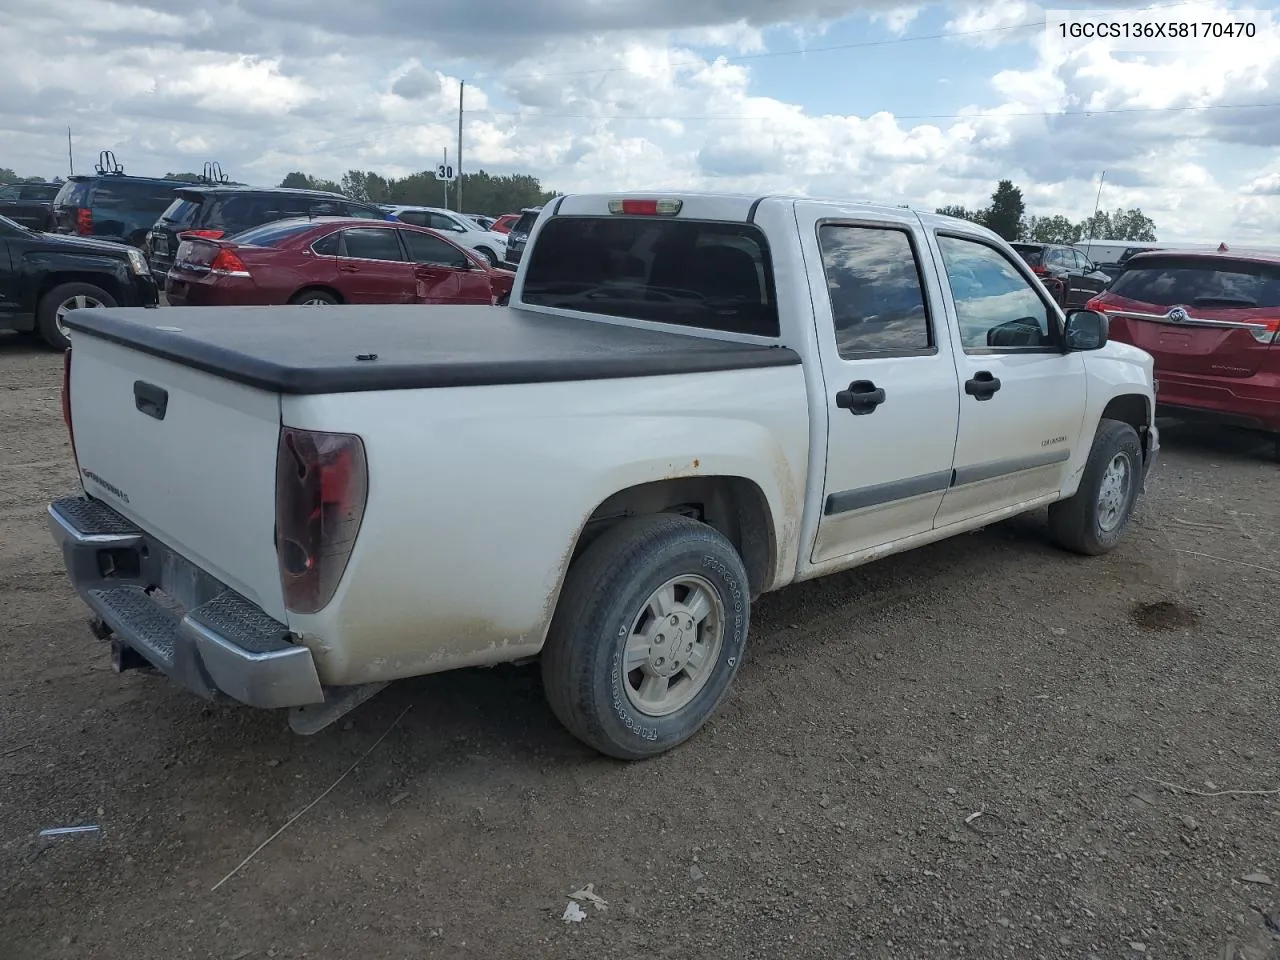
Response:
1024,214,1080,243
1106,207,1157,241
935,204,983,224
983,179,1025,241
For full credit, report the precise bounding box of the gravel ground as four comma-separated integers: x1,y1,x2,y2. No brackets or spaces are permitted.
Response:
1,333,1278,960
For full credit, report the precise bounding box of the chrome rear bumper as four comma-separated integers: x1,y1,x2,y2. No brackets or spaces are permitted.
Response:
47,496,324,709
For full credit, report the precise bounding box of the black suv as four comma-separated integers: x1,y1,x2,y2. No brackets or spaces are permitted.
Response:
51,153,199,248
0,181,61,231
145,186,387,280
1010,242,1112,308
505,206,543,265
0,212,159,349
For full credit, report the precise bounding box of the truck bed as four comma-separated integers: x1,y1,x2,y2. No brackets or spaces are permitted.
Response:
65,305,801,394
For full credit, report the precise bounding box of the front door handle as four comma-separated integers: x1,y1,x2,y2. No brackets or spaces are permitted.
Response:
965,371,1002,401
835,379,886,416
338,264,359,273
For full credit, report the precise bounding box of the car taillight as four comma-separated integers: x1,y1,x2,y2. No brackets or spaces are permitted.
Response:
62,348,79,471
75,208,93,235
1030,265,1049,276
209,248,249,275
1249,318,1280,344
274,428,368,615
179,229,225,240
1085,297,1109,312
607,198,683,216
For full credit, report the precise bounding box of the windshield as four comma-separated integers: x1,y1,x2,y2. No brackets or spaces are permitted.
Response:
1109,256,1280,309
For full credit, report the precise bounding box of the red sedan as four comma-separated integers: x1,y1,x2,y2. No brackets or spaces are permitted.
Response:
1086,248,1280,458
165,217,515,307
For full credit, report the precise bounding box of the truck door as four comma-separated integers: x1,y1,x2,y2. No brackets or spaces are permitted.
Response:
923,229,1087,527
796,203,962,565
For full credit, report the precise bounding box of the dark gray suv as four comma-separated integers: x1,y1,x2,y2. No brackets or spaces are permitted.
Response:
505,206,543,266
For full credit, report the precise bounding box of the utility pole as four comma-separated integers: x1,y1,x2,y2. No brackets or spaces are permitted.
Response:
456,81,464,213
67,126,74,176
1085,170,1105,258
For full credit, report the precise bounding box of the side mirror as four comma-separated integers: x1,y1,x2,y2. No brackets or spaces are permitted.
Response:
1064,309,1109,351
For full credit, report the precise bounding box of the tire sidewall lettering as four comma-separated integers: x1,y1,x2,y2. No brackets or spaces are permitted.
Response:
604,544,748,744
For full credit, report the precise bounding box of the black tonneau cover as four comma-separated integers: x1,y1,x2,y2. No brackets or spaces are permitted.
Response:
65,305,800,395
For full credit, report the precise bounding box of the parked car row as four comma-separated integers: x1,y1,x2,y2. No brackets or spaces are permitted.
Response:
0,181,61,231
165,217,513,309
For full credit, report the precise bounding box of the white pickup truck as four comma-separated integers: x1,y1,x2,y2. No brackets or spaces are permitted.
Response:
48,193,1159,759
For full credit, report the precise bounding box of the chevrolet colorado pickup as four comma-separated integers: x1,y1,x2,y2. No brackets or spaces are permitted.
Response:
47,193,1159,759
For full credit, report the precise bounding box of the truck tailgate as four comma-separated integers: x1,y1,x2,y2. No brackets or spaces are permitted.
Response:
69,334,287,622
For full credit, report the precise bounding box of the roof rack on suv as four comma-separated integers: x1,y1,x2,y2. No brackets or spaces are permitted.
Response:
199,161,231,185
94,150,125,176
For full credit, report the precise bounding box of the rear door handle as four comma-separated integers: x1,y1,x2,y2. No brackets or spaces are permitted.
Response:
133,380,168,420
835,379,886,415
965,371,1001,401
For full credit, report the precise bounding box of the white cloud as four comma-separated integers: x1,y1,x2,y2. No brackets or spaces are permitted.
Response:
0,0,1278,242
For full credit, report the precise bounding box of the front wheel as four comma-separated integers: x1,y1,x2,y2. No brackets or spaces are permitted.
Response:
37,282,117,350
1047,419,1143,555
540,514,751,760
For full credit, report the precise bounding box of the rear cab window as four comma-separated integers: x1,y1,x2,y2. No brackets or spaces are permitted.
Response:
1109,256,1280,310
521,215,779,337
511,211,540,235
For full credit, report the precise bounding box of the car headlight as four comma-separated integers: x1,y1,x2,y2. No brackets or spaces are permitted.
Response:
126,247,150,277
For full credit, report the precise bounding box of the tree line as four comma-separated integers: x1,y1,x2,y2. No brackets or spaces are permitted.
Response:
937,180,1158,244
278,169,558,218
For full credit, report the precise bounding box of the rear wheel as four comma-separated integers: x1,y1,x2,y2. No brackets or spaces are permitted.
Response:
475,247,498,266
37,282,117,350
289,288,339,306
1047,419,1143,555
540,514,751,760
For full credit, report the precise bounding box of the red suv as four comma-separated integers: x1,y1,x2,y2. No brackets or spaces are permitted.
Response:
1086,250,1280,458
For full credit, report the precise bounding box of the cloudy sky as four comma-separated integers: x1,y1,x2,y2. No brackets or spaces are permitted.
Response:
2,0,1278,241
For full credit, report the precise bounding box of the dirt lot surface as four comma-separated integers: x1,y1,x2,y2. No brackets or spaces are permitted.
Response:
2,333,1278,960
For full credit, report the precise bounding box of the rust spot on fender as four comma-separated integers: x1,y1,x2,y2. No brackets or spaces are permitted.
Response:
692,458,700,469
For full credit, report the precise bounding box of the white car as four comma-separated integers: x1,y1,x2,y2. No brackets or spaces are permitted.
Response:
383,205,507,266
48,192,1159,758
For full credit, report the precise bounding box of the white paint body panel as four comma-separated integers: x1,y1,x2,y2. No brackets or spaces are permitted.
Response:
64,191,1158,690
68,336,287,622
281,366,809,685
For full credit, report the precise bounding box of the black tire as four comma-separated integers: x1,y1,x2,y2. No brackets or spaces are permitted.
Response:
1047,419,1143,556
289,288,339,306
36,282,117,350
541,514,751,760
475,247,498,266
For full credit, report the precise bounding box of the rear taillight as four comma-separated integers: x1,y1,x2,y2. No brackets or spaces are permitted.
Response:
1030,265,1049,276
274,428,368,615
1085,297,1109,312
62,349,79,470
179,229,225,240
209,248,249,276
75,208,93,235
1249,318,1280,344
